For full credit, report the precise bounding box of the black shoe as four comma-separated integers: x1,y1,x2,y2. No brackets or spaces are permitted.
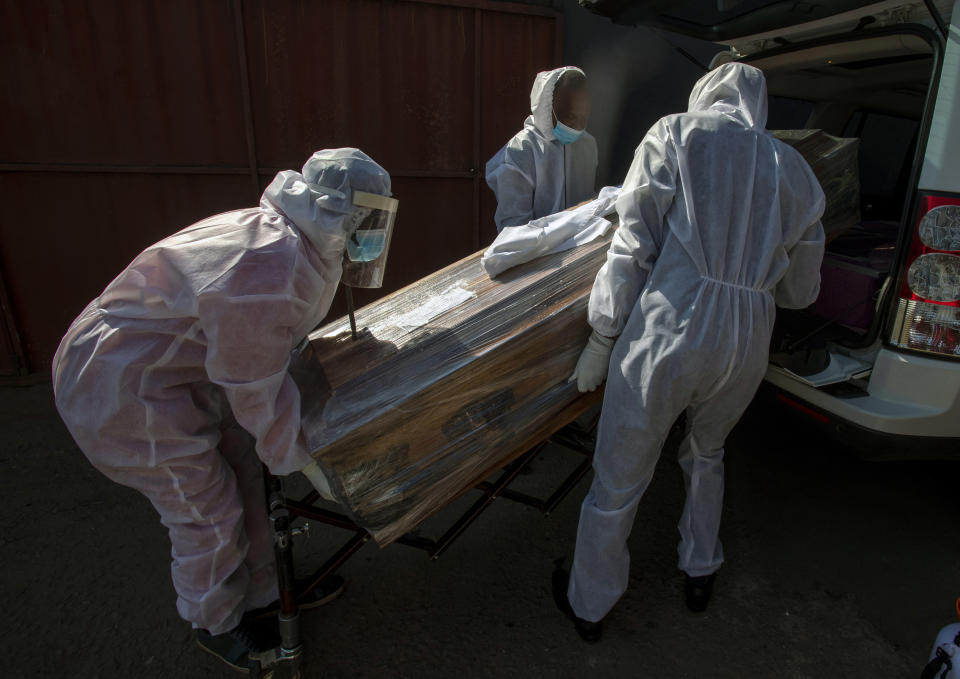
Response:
245,574,346,621
684,573,716,613
196,617,281,674
552,563,603,643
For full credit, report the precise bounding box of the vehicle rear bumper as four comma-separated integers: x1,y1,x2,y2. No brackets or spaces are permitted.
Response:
763,346,960,457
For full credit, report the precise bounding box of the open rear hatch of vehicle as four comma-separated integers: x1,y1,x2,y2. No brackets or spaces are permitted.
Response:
755,29,942,389
580,0,952,390
578,0,952,52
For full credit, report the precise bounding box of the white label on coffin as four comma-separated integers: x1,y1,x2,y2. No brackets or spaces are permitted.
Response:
387,285,477,331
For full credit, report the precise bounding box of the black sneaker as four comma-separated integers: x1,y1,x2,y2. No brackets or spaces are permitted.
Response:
195,617,280,674
684,573,717,613
552,563,603,643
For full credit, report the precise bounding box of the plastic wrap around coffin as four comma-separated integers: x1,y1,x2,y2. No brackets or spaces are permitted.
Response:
772,129,860,240
290,237,611,545
290,129,856,546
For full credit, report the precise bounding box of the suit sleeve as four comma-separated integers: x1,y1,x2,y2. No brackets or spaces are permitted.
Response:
486,137,537,232
588,121,677,337
775,219,825,309
198,256,315,476
774,154,827,310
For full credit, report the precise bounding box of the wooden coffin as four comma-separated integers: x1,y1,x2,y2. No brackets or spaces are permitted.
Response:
772,129,861,240
291,237,609,546
291,128,858,546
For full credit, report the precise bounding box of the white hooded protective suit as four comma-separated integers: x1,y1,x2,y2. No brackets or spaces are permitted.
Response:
52,148,391,635
485,66,599,232
568,63,826,622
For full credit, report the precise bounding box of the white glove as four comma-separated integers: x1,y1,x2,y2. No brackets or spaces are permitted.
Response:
567,330,616,393
301,461,335,501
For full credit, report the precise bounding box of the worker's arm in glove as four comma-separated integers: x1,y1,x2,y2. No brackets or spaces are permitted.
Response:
775,219,825,309
568,330,617,392
588,119,677,337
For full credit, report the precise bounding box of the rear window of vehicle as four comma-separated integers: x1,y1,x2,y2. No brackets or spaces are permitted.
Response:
767,95,815,129
842,111,919,197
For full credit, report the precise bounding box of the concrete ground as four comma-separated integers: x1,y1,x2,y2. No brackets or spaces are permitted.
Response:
1,381,957,679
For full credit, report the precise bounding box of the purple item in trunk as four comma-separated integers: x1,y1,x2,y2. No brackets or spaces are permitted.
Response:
809,255,883,332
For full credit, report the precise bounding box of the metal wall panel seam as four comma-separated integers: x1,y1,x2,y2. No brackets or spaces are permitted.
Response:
233,0,262,202
473,7,483,251
0,262,28,375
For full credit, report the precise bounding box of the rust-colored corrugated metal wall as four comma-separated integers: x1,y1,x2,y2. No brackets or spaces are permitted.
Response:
0,0,559,374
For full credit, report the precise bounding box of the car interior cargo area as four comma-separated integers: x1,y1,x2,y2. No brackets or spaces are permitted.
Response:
756,33,937,386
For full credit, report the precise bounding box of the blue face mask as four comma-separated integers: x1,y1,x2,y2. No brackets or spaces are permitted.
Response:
346,229,387,262
553,120,584,145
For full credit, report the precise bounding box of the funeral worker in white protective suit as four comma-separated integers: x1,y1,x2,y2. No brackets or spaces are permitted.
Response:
52,148,396,672
485,66,599,232
554,63,826,642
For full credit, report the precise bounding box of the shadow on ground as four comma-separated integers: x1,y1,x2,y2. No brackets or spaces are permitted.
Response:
1,382,957,678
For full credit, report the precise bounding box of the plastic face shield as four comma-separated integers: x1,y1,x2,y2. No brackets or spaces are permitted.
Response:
342,191,399,289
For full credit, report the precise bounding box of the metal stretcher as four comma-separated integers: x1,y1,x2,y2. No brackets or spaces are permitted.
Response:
254,413,599,678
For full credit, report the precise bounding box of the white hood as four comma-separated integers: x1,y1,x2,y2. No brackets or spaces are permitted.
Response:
687,62,768,130
260,170,349,257
527,66,587,140
259,148,392,257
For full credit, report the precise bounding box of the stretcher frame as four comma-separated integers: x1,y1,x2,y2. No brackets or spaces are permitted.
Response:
259,407,600,678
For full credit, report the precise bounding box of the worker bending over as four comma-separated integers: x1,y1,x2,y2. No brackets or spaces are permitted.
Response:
52,148,397,671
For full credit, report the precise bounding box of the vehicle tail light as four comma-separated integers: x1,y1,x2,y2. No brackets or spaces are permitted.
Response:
889,194,960,358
